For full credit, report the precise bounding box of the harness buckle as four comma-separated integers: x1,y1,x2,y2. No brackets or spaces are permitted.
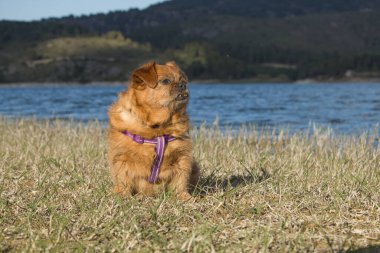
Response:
133,134,144,144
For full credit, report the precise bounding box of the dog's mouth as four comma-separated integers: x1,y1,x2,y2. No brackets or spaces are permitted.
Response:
175,92,189,101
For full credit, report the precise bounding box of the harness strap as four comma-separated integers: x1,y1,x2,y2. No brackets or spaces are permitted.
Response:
122,130,176,183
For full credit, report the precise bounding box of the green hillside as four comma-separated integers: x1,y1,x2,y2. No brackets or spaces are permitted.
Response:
1,0,380,83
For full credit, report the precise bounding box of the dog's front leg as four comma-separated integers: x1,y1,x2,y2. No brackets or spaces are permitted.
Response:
168,157,194,201
111,160,134,197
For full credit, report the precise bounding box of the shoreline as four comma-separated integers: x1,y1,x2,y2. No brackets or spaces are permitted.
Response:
1,78,380,87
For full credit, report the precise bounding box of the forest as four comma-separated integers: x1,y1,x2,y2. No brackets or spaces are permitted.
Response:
1,0,380,83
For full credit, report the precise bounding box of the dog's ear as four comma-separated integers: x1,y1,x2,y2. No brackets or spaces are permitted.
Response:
132,61,158,90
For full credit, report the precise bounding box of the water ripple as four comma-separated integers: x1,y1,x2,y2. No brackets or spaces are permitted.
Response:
0,83,380,134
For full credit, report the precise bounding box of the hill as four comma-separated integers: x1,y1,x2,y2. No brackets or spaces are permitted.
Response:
1,0,380,83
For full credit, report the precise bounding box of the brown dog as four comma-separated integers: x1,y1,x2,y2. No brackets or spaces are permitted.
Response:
108,61,200,200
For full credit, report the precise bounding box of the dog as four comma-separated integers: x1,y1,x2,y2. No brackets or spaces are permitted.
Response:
108,61,200,200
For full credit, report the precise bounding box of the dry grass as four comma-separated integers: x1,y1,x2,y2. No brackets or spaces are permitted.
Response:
0,118,379,252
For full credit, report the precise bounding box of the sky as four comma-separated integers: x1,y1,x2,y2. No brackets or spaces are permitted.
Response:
0,0,163,21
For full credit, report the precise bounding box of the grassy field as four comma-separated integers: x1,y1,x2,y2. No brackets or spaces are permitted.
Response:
0,118,379,252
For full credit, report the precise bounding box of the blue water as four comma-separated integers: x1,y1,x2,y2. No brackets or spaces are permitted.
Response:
1,83,380,133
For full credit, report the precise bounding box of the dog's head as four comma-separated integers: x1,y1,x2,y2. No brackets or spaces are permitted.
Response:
130,61,189,109
109,61,190,134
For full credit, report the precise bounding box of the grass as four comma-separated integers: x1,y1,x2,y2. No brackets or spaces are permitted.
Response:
0,118,379,252
36,31,151,59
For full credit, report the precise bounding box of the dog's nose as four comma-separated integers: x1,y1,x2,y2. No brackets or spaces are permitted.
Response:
179,82,187,90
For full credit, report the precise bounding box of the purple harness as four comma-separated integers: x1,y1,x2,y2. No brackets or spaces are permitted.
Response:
122,130,176,183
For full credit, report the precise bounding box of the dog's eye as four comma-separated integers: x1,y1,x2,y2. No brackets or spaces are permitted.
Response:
161,79,172,85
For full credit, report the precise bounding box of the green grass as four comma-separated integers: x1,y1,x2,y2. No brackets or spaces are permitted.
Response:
36,31,151,59
0,118,379,252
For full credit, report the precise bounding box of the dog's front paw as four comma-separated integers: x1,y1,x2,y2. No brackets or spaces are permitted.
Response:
178,192,195,202
113,186,132,198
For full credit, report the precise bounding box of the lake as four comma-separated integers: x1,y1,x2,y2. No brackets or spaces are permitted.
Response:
1,83,380,134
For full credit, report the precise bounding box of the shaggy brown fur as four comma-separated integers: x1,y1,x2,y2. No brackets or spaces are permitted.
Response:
108,61,200,200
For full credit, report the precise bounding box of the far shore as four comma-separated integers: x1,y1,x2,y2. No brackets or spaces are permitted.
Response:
1,77,380,87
